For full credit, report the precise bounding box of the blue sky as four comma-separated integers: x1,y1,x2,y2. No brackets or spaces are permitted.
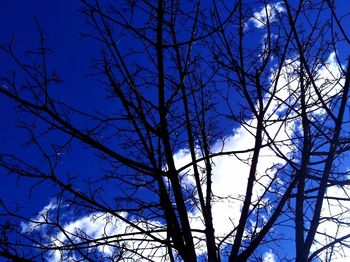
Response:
1,0,96,212
1,1,350,261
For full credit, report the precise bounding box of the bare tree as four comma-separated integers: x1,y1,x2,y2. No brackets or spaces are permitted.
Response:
1,0,350,261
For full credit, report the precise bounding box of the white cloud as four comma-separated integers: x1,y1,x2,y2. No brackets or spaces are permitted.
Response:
172,56,302,251
263,249,276,262
47,212,169,261
174,52,345,256
249,2,285,29
311,184,350,261
21,201,57,233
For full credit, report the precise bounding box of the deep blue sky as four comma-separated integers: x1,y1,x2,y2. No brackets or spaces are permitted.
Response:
0,0,159,221
0,1,103,213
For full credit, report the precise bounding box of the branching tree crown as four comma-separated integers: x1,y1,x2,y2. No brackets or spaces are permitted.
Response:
1,0,350,261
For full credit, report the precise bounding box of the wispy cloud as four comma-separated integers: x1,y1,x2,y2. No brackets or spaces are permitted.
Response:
263,249,276,262
249,2,285,29
21,201,58,233
47,212,168,261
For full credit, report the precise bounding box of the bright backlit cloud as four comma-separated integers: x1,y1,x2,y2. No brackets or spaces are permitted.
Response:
21,201,58,233
263,249,276,262
311,184,350,261
249,2,285,29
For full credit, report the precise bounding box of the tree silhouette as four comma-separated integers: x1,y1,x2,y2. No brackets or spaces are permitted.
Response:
1,0,350,261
